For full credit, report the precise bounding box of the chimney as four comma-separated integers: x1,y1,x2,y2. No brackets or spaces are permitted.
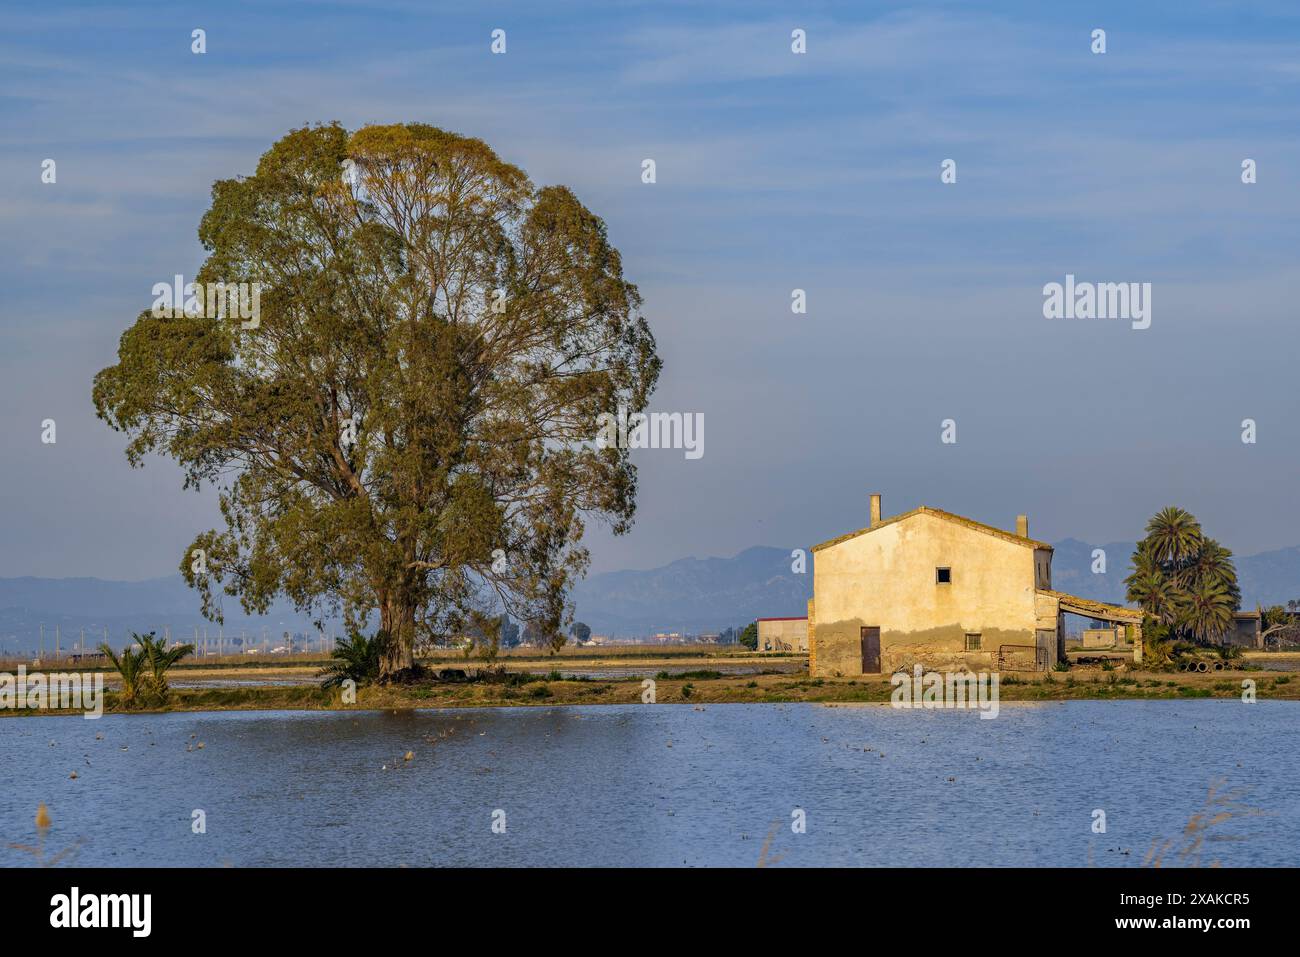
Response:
1016,514,1029,538
870,494,882,529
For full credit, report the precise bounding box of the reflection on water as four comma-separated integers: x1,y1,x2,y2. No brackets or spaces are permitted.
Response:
0,700,1293,867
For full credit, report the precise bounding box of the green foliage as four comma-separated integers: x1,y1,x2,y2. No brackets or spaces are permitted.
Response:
739,622,758,650
93,123,662,679
99,641,147,707
319,630,387,689
1139,619,1175,669
1126,508,1240,646
1260,605,1300,648
134,631,194,703
570,621,592,644
655,669,723,681
102,632,193,707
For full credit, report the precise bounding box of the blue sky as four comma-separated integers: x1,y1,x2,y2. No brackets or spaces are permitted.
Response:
2,1,1299,579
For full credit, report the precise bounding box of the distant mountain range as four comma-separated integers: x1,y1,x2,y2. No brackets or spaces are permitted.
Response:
0,539,1296,651
569,546,814,636
0,576,329,656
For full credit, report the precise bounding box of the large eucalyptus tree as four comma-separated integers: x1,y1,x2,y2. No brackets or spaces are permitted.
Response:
94,123,660,679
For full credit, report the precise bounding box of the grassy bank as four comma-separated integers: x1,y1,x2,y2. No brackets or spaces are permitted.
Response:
3,666,1295,716
0,644,792,679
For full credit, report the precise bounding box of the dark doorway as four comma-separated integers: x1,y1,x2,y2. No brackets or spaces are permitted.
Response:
860,626,881,674
1035,629,1056,670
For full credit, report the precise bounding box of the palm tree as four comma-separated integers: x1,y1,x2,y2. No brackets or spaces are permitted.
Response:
99,641,146,707
132,631,194,702
1183,539,1241,606
1177,579,1236,645
1144,506,1204,566
1125,550,1183,625
319,630,385,689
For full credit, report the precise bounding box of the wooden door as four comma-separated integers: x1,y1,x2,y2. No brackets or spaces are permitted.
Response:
860,626,881,674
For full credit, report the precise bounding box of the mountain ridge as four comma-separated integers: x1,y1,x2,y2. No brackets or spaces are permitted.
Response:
0,539,1296,649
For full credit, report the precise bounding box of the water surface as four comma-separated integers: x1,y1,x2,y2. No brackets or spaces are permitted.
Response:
1,700,1293,867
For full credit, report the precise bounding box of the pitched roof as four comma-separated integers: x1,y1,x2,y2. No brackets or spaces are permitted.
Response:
1038,590,1143,621
810,506,1054,553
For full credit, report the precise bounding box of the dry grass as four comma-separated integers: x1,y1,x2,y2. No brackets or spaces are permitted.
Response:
4,660,1299,718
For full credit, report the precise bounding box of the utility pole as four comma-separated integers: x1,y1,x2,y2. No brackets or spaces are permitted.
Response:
39,623,44,660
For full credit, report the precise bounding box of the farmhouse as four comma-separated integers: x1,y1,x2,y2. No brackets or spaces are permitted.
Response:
808,494,1143,677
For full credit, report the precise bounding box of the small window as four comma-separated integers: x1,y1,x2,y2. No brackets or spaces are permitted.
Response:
965,633,982,651
936,567,952,584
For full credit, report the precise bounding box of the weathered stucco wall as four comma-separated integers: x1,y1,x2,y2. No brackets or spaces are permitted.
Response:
811,511,1041,676
757,617,809,652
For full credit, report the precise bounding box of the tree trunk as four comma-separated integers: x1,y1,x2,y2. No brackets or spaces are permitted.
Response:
379,596,417,680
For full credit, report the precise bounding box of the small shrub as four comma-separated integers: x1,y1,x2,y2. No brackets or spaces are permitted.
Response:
100,640,147,708
656,669,723,681
319,630,387,690
528,684,552,698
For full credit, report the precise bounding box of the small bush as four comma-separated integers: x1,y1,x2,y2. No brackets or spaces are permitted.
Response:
656,669,723,681
319,630,387,690
528,684,552,698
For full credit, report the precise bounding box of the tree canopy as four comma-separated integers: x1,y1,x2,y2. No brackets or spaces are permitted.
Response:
93,122,660,678
1125,506,1240,645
